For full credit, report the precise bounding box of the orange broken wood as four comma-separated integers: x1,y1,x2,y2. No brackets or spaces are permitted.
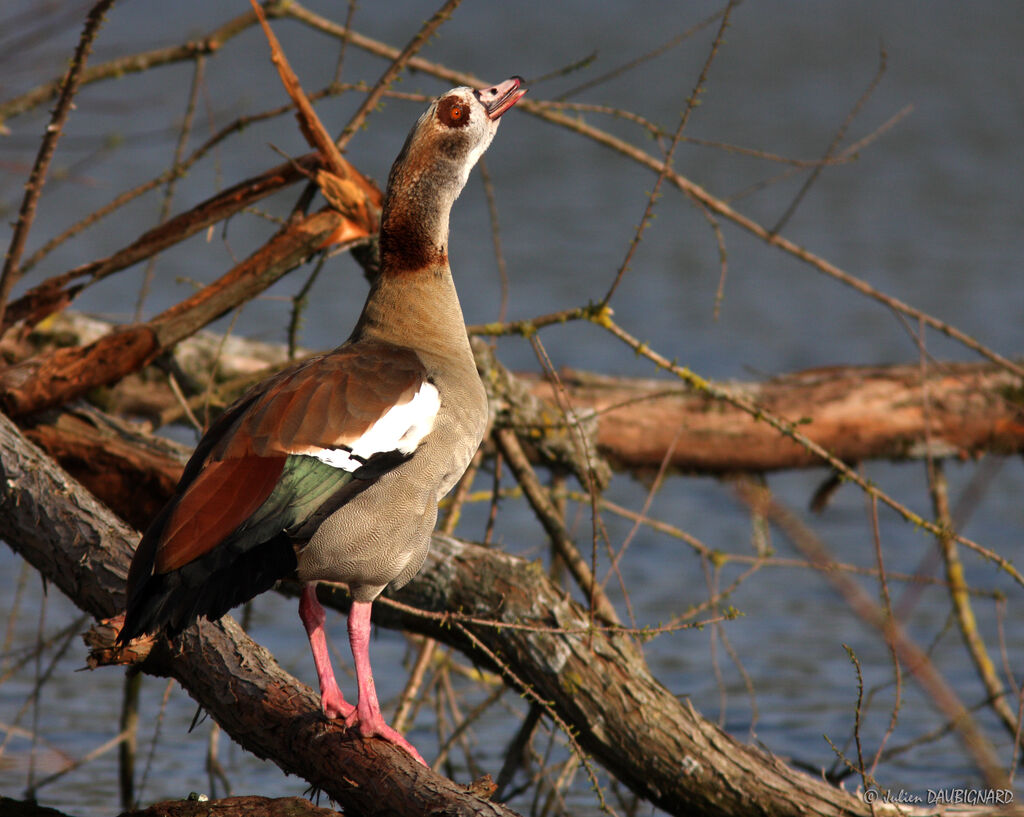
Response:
2,155,324,333
0,209,345,418
250,0,382,240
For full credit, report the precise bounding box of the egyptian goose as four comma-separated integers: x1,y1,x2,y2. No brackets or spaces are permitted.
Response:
118,77,527,764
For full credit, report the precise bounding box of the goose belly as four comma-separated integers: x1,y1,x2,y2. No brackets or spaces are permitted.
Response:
296,380,486,601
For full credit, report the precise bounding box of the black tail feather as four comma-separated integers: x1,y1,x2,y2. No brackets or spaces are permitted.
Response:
118,534,297,643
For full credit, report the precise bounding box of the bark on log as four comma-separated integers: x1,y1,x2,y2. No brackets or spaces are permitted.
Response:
363,537,871,817
124,795,342,817
524,362,1024,473
0,796,83,817
21,405,187,532
15,312,1024,480
0,794,341,817
0,410,877,817
0,411,518,817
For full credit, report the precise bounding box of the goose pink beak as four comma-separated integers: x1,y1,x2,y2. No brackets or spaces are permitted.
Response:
476,76,527,120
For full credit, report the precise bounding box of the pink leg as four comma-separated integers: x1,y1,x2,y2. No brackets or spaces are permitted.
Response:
298,584,354,720
345,600,426,765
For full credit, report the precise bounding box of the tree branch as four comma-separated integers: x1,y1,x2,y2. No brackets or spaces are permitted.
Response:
1,154,327,332
0,410,519,817
0,0,116,327
524,361,1024,473
0,209,346,417
0,407,877,817
13,313,1024,481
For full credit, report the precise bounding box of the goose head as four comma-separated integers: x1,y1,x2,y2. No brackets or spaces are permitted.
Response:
380,77,526,271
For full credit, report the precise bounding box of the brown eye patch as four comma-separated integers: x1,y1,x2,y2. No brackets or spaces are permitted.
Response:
437,96,471,128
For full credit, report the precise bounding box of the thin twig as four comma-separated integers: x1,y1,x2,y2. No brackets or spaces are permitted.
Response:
701,556,728,726
286,253,327,359
559,487,1000,596
0,5,269,127
0,562,31,678
494,427,620,626
840,644,875,813
335,0,463,152
0,0,116,327
600,0,736,306
206,722,232,798
29,726,136,794
119,671,140,809
593,308,1024,590
439,449,480,534
331,0,358,85
478,159,511,325
483,448,502,546
866,493,901,779
391,637,438,735
930,461,1021,745
0,610,85,762
527,333,619,631
533,99,871,169
601,424,681,593
166,372,203,434
433,682,505,772
726,104,913,205
377,589,733,640
736,481,1009,789
27,582,48,795
770,44,888,235
495,705,543,801
556,5,731,101
451,621,616,817
135,54,207,321
136,679,175,805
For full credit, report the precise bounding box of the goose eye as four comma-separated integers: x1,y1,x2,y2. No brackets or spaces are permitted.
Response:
438,97,471,128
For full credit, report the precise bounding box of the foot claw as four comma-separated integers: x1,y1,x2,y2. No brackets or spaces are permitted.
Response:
347,713,427,766
320,688,355,720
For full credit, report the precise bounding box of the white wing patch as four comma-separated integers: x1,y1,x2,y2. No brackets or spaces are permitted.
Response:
310,381,440,473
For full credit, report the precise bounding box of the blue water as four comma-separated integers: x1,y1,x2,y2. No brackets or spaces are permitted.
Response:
2,2,1023,814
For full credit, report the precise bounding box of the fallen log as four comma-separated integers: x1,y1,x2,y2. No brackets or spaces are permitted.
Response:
15,313,1024,477
0,408,874,817
125,795,344,817
0,410,518,817
0,794,344,817
524,361,1024,473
